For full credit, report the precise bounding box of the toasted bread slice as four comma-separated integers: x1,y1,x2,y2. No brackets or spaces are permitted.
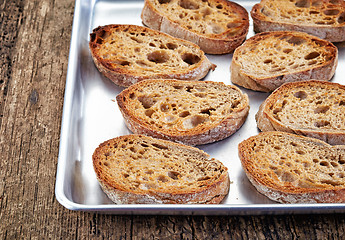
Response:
141,0,249,54
251,0,345,42
92,134,230,204
256,80,345,145
116,79,249,146
89,24,216,87
238,131,345,203
230,31,338,92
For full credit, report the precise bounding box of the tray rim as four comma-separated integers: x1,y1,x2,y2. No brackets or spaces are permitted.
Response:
55,0,345,215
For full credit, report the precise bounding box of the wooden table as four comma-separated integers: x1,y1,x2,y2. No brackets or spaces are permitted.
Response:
1,0,345,238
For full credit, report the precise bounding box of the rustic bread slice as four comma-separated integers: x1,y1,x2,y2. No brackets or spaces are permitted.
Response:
116,79,249,146
230,31,338,92
89,24,216,87
251,0,345,42
141,0,249,54
256,80,345,145
93,134,230,204
238,131,345,203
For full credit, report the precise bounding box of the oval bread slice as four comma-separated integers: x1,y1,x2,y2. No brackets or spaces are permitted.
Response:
239,131,345,203
116,79,249,146
230,31,338,92
141,0,249,54
256,80,345,145
251,0,345,42
89,24,216,87
93,134,230,204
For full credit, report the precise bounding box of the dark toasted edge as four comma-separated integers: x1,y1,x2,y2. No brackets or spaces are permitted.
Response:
251,3,345,42
230,31,338,92
141,0,249,54
238,131,345,203
89,24,216,87
255,80,345,145
92,134,230,204
116,80,249,146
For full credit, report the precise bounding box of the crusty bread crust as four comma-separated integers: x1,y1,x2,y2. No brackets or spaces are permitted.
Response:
256,80,345,145
116,79,249,146
239,131,345,203
93,135,230,204
141,0,249,54
89,24,216,87
251,0,345,42
230,31,338,92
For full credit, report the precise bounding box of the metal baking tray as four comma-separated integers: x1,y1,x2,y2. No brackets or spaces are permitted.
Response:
55,0,345,215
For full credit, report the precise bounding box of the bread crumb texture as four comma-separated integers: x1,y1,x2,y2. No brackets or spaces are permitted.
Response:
253,0,345,26
89,25,207,76
149,0,248,38
233,31,336,78
117,80,248,134
264,81,345,132
239,132,345,203
92,135,228,204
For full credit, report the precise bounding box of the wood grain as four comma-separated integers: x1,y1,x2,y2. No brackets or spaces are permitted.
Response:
1,0,345,239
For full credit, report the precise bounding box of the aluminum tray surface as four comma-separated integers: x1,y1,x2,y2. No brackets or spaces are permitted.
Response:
55,0,345,215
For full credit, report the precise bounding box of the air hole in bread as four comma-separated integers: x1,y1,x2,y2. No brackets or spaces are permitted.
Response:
136,60,150,68
96,38,104,44
166,42,178,50
280,171,296,182
160,103,170,112
319,161,329,167
314,120,330,128
130,36,143,43
294,91,308,100
150,143,169,150
158,0,171,3
338,12,345,24
149,42,156,47
305,51,320,60
157,175,169,182
168,171,180,180
198,176,211,181
296,150,306,155
181,53,201,65
179,0,199,9
194,92,206,98
147,50,170,64
295,0,310,8
324,9,340,15
287,36,306,45
138,96,156,109
311,0,322,6
200,108,215,115
145,109,155,118
179,111,190,118
331,162,339,167
314,105,330,114
226,22,242,29
339,158,345,165
114,60,130,66
264,59,273,64
183,115,208,129
339,100,345,106
309,10,320,14
201,7,212,17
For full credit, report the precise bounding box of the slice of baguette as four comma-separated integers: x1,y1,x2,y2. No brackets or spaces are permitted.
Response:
92,134,230,204
141,0,249,54
89,24,216,87
256,80,345,145
116,79,249,146
251,0,345,42
238,131,345,203
230,31,338,92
